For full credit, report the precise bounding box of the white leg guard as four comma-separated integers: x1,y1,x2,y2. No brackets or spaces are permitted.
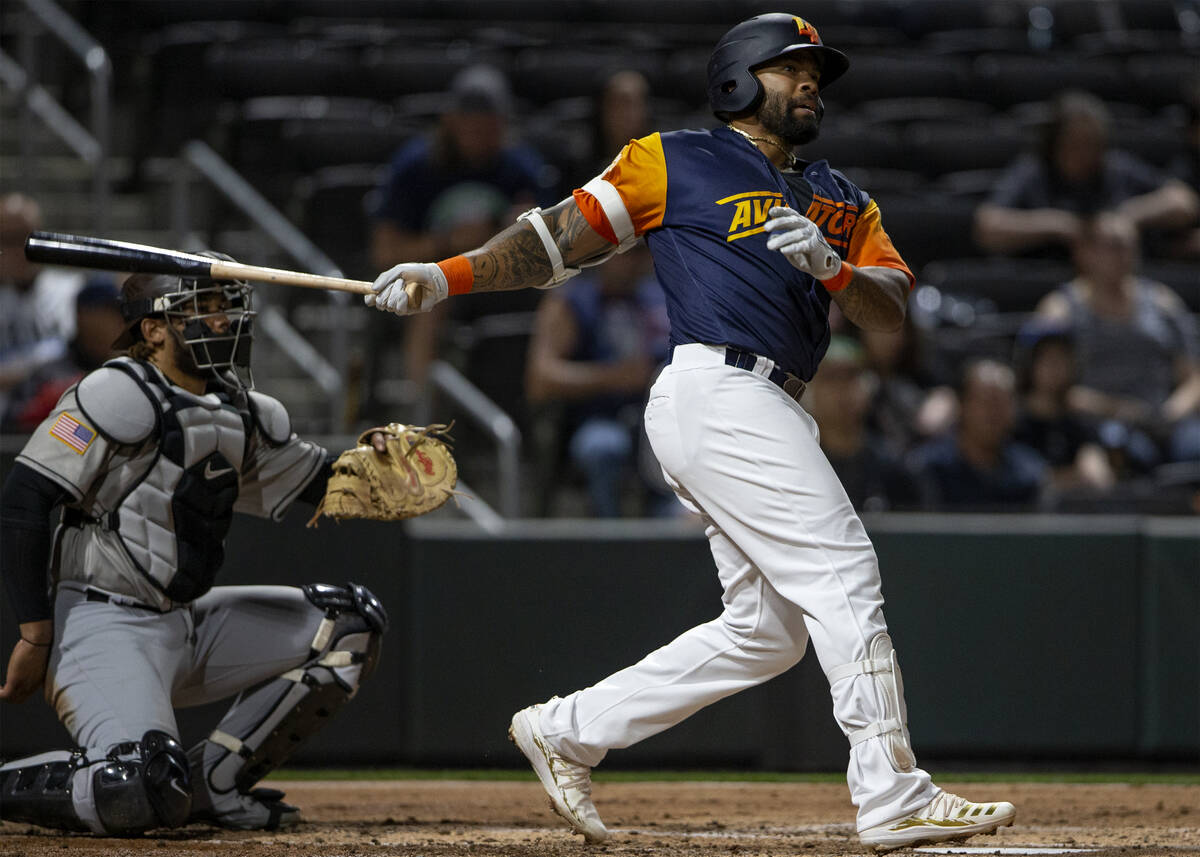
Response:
828,632,916,773
188,583,385,829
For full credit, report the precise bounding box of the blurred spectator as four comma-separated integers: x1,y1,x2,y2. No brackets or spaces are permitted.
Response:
525,245,672,517
908,359,1049,510
803,336,919,512
1034,212,1200,470
368,64,556,388
857,317,955,457
562,69,654,191
1166,100,1200,258
0,193,85,415
1,278,123,433
1010,320,1115,499
973,90,1199,259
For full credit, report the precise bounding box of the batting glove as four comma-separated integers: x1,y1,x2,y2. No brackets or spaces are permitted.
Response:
366,262,449,315
763,206,842,281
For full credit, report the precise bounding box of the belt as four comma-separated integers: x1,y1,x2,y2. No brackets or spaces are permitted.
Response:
723,347,807,403
84,587,168,613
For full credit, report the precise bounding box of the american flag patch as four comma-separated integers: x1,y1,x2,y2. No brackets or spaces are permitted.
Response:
49,413,96,454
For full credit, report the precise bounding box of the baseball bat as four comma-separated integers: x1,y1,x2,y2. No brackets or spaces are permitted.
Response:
24,231,376,296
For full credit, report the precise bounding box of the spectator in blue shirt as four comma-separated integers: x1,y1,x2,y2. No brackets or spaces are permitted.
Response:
368,64,556,387
908,359,1049,510
973,90,1198,259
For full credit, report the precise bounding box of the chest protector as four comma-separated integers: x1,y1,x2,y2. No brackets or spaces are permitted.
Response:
83,358,252,602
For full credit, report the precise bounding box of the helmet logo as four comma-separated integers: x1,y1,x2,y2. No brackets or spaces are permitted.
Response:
793,17,820,45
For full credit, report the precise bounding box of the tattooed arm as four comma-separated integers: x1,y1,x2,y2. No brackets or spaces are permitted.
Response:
831,267,909,332
464,198,615,293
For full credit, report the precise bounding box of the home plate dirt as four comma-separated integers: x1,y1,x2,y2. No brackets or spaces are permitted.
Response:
1,780,1197,856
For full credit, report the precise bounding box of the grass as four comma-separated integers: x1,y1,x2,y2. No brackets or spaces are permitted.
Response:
267,768,1200,785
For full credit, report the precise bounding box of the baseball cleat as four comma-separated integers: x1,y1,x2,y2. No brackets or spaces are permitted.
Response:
858,789,1015,851
508,704,609,843
193,787,302,830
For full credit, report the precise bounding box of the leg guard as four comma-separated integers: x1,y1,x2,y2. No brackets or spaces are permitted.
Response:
189,582,386,827
0,731,190,835
828,632,916,773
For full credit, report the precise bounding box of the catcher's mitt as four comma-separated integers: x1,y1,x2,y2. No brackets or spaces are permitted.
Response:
307,422,458,526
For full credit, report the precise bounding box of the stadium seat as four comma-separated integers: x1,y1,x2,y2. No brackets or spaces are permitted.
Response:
901,122,1029,178
919,256,1074,313
361,45,514,100
873,194,980,271
294,163,386,281
828,53,973,105
971,52,1137,107
511,47,661,104
801,122,903,172
1127,55,1200,109
205,39,361,98
855,96,995,131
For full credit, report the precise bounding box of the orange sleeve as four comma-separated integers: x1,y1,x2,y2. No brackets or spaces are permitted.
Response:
573,133,668,244
846,200,914,289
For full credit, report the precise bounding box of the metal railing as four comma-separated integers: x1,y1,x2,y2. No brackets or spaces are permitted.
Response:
422,360,523,518
5,0,111,230
172,140,351,430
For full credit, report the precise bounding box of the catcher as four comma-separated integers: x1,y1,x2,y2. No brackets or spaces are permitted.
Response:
0,261,454,834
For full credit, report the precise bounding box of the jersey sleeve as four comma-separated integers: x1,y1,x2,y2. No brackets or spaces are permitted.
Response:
846,200,915,288
235,430,330,521
15,386,120,501
572,133,668,244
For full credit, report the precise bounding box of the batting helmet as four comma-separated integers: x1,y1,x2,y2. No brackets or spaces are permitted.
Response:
707,13,849,119
115,251,256,389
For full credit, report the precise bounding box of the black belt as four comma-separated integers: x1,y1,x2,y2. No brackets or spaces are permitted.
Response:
84,588,167,613
724,347,807,403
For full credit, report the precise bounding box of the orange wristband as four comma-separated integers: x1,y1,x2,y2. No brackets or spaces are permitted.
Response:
820,261,854,292
437,255,474,296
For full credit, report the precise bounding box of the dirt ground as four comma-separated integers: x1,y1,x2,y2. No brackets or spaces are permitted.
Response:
2,779,1198,856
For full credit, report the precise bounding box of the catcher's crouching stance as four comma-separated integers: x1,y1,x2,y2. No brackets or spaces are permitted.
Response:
0,266,454,834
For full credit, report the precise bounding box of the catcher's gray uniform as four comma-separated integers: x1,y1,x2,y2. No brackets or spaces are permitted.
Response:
0,356,387,834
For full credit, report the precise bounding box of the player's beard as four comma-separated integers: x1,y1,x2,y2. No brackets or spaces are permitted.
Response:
758,89,821,146
166,322,205,380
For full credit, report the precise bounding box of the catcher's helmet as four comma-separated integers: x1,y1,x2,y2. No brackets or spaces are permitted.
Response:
707,13,849,119
115,251,256,389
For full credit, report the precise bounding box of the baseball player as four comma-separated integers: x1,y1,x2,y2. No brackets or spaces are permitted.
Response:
366,12,1016,851
0,261,388,834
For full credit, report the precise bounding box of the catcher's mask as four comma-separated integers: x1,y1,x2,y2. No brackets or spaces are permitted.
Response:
707,12,849,120
115,251,256,390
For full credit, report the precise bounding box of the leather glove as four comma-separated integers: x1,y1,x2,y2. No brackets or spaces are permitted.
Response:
763,206,842,280
366,262,448,315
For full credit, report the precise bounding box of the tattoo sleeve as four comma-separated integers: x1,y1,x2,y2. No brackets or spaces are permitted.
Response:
464,198,615,293
831,267,909,331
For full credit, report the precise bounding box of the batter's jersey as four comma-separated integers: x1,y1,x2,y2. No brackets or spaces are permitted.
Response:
574,126,912,380
16,360,327,609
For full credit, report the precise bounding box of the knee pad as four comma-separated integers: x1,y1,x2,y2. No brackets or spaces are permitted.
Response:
828,632,916,773
92,730,192,834
1,731,190,835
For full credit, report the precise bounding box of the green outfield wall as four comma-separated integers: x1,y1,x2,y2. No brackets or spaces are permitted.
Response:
2,512,1197,767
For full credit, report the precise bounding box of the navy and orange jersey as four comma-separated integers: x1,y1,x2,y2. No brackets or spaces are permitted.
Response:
573,126,912,381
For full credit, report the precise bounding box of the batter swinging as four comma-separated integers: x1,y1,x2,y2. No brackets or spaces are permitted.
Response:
366,13,1016,851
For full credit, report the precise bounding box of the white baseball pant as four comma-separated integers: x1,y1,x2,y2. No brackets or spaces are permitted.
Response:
539,343,936,830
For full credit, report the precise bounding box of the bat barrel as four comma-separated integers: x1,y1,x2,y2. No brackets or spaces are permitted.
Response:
24,231,215,278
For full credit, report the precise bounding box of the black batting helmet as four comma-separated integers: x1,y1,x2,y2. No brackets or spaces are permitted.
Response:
707,13,849,119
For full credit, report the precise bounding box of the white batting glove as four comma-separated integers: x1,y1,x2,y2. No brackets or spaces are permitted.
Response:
763,206,842,281
366,262,449,315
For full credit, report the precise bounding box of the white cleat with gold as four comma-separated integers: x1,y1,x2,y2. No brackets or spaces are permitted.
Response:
508,704,610,844
859,790,1016,851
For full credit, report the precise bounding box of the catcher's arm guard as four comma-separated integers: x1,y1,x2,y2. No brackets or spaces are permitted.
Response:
306,423,458,526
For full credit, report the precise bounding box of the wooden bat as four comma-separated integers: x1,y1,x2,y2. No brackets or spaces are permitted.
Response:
24,231,378,296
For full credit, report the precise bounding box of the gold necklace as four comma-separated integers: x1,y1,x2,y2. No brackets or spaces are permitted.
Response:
726,124,796,169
